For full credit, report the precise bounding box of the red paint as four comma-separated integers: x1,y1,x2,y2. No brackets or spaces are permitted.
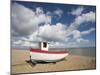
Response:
29,48,68,54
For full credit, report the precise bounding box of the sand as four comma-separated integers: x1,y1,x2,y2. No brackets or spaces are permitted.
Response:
11,49,96,74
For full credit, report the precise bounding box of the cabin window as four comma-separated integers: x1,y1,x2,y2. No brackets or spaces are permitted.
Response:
43,42,47,48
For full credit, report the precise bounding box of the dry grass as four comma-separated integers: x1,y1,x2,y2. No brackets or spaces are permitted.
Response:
11,49,96,74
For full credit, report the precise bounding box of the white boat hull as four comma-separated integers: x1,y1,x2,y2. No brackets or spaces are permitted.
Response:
30,49,69,62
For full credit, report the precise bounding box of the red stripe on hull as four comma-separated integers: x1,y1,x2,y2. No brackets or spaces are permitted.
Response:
30,48,68,54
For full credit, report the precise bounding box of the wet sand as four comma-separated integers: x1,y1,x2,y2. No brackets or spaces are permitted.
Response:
11,49,96,74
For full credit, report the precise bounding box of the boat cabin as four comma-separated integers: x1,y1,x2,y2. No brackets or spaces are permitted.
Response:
40,42,49,51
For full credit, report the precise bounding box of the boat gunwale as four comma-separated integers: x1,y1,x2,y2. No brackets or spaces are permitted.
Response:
30,48,68,54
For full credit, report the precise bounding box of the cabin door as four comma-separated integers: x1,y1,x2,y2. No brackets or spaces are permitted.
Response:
43,42,47,48
41,42,48,51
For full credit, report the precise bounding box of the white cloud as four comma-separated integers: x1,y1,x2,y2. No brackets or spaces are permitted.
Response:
72,28,95,39
49,42,67,48
76,38,89,43
67,28,95,47
36,7,44,14
81,28,95,35
22,41,37,47
12,3,36,36
12,38,39,48
75,11,95,24
38,23,68,42
54,9,63,18
12,3,51,36
66,11,95,35
72,30,81,39
46,11,52,16
13,39,22,45
11,3,96,48
71,7,84,16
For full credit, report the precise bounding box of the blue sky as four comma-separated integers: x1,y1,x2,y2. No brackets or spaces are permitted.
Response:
11,1,96,48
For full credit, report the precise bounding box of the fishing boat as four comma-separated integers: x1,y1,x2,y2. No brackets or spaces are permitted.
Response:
29,42,69,62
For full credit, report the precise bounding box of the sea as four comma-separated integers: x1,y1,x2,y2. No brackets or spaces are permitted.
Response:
50,47,96,57
13,47,96,57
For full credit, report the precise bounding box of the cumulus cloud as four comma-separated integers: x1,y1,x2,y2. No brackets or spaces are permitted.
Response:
71,7,84,16
72,30,81,39
11,2,96,48
12,38,39,48
72,28,95,39
38,23,68,42
75,11,95,23
32,10,95,43
54,8,63,18
49,42,67,48
12,3,36,36
13,39,22,45
11,3,51,36
76,38,89,43
63,27,95,47
66,11,95,35
81,28,95,35
36,7,44,14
